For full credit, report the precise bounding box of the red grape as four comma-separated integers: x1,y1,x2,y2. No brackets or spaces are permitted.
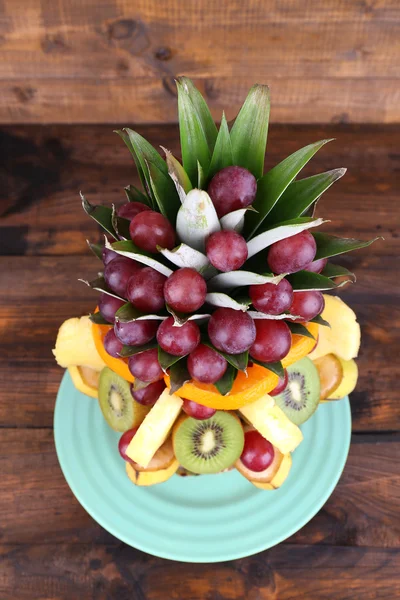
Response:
269,369,289,396
206,230,248,272
305,257,327,274
267,231,317,274
131,379,166,406
163,268,207,313
250,278,293,315
129,211,175,253
208,308,256,354
98,293,125,323
207,166,257,218
103,329,123,358
102,247,119,265
114,319,158,346
187,344,227,384
157,317,200,356
240,430,275,472
117,202,151,221
128,348,163,382
127,267,166,313
104,256,142,297
182,399,216,420
250,320,292,363
118,428,137,462
290,291,325,322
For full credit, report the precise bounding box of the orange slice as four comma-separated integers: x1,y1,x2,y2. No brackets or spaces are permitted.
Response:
92,311,318,410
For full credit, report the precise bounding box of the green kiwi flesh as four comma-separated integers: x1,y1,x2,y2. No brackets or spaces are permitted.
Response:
98,367,136,432
173,411,244,475
274,357,320,425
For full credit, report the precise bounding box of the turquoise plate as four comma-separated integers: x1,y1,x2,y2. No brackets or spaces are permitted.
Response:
54,371,351,563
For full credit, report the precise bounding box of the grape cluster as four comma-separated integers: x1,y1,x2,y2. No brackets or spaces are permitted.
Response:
98,165,325,405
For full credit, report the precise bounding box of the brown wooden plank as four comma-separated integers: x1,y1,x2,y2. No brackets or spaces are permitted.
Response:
0,254,398,430
0,429,399,549
0,544,399,600
1,77,399,124
1,124,398,255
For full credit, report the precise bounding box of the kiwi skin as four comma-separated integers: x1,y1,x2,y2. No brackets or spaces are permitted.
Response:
98,367,148,431
172,411,244,475
274,357,320,426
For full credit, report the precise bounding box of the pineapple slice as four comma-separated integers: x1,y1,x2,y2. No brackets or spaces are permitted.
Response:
309,295,361,361
53,316,106,371
239,396,303,454
126,389,183,468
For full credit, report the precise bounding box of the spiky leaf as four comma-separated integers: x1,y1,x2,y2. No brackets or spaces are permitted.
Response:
287,271,346,291
313,233,381,260
79,276,124,301
158,347,183,372
169,359,191,394
115,302,167,323
311,314,331,327
176,189,220,252
162,147,192,203
177,77,218,152
208,271,285,291
119,341,158,358
87,241,103,260
208,113,234,179
251,359,284,379
124,184,150,206
244,139,333,239
147,160,181,223
206,292,250,311
176,80,211,185
322,263,356,281
246,217,325,259
89,312,110,325
247,311,303,321
158,244,210,272
287,322,316,340
197,160,206,188
230,84,270,179
108,240,173,277
81,193,130,240
203,341,248,372
215,364,237,395
166,305,211,327
267,168,346,225
111,204,129,240
220,208,253,233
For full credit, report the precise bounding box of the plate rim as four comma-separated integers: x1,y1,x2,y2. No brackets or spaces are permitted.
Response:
54,371,352,563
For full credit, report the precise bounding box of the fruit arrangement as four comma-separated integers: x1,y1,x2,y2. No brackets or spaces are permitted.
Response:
53,78,377,489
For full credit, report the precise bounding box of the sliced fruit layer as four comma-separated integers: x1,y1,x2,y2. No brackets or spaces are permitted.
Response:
313,353,343,400
251,454,292,490
309,294,360,361
327,357,358,400
134,436,175,472
274,357,320,426
126,389,183,468
239,397,303,454
173,412,244,475
68,365,98,398
98,367,148,432
126,459,179,486
53,316,106,371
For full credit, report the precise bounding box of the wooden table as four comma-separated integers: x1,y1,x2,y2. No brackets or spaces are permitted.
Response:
1,124,399,599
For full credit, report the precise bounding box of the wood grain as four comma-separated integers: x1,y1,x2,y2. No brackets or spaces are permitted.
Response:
0,0,399,123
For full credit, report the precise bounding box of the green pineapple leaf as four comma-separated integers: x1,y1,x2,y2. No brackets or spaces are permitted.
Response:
244,139,334,239
158,347,183,372
205,292,251,311
230,84,270,179
108,240,173,277
287,271,352,291
208,112,234,179
79,276,124,301
215,364,237,395
115,130,155,207
111,204,130,240
81,193,130,240
197,160,206,189
287,322,316,340
169,359,191,395
124,184,151,206
158,244,211,274
250,359,284,379
246,217,325,259
177,77,218,152
86,240,103,260
119,341,158,358
322,263,356,281
89,312,110,325
208,271,285,291
267,168,347,226
162,147,192,203
313,233,381,260
311,314,331,328
147,160,181,224
115,301,167,324
176,79,211,185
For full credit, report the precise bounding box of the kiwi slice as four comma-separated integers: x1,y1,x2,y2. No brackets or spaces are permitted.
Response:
98,367,148,431
274,357,320,426
173,412,244,475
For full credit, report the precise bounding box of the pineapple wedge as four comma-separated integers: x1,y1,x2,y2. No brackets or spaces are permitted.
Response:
239,396,303,454
309,295,361,361
53,316,106,371
126,389,183,468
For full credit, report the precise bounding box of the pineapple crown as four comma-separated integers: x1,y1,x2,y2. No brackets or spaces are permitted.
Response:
81,77,378,394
